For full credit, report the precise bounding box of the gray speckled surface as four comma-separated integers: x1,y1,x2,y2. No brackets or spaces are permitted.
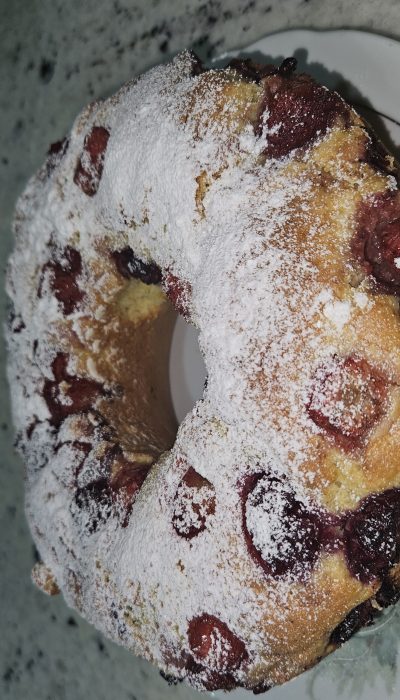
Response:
2,2,400,699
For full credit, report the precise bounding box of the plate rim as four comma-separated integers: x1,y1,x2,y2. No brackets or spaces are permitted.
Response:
219,27,400,125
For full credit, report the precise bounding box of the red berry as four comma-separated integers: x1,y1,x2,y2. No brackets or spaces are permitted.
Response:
307,355,388,447
40,246,84,315
72,444,151,532
109,446,152,525
172,466,216,539
74,126,110,196
187,614,248,673
163,272,191,319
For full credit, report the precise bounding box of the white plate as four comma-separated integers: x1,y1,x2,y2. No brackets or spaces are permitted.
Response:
169,29,400,700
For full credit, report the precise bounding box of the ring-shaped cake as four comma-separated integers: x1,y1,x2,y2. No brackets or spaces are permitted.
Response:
6,52,400,692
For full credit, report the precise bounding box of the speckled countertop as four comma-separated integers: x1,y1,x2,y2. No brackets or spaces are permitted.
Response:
2,2,400,699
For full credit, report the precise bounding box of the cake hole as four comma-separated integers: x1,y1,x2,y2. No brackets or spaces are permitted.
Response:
169,316,207,423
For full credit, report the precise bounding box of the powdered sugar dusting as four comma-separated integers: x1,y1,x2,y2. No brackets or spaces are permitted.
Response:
246,478,298,563
6,51,400,691
323,298,352,330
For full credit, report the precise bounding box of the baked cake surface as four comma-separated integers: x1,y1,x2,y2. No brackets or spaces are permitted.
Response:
6,52,400,692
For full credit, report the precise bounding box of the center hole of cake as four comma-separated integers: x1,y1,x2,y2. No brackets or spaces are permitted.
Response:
169,316,207,423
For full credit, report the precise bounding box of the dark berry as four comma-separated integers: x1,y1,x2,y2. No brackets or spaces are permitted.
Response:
26,417,40,439
43,353,105,427
277,57,297,76
363,134,399,180
51,352,70,381
112,247,161,284
198,670,237,692
343,489,400,583
307,355,388,448
74,477,112,533
172,466,216,539
242,472,323,578
256,73,349,158
40,246,84,315
353,192,400,295
74,126,110,196
226,58,277,83
252,680,273,694
375,576,400,607
46,137,69,176
159,670,182,686
187,50,205,77
329,600,375,646
7,309,25,334
184,654,238,692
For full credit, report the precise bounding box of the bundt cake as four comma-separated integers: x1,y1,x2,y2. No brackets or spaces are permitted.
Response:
6,51,400,692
